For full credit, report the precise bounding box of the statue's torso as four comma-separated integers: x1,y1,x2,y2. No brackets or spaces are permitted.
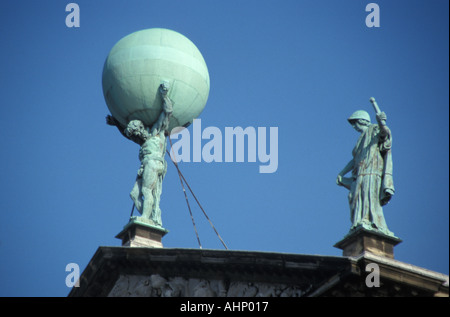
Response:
139,133,167,164
352,125,384,178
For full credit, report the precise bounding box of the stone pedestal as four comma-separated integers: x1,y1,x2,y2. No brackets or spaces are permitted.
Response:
116,217,168,248
334,227,402,259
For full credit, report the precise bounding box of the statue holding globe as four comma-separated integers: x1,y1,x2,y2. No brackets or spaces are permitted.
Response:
102,28,210,232
106,83,172,226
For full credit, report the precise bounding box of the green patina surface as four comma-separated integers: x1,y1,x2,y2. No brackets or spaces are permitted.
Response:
336,98,397,238
104,29,210,231
102,28,210,133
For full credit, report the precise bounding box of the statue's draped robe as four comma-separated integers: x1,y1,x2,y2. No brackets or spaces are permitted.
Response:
349,124,394,235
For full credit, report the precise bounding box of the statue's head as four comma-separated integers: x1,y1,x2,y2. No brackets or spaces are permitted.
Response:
125,120,146,138
348,110,371,133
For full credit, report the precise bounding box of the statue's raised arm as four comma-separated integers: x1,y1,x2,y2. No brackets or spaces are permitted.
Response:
371,97,390,137
151,83,174,136
106,114,126,138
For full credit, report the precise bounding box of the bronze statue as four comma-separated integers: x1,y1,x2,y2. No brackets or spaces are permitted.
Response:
336,98,395,236
107,84,173,227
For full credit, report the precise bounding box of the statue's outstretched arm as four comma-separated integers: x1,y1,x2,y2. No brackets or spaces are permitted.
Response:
338,158,354,177
370,98,390,138
151,83,173,136
107,115,148,145
160,83,173,116
106,115,128,139
337,159,354,189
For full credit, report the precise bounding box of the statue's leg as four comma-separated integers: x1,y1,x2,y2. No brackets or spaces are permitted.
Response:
360,175,374,228
141,166,158,220
370,176,393,235
373,208,391,234
151,173,164,226
349,176,365,230
130,178,143,214
141,188,154,220
151,190,161,226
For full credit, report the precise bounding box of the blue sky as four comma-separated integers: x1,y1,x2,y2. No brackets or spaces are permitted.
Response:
0,0,448,296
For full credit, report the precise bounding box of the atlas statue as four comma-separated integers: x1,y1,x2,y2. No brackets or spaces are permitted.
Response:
107,83,173,227
102,28,210,229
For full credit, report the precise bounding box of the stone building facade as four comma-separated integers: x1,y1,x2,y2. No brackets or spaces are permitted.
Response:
68,245,448,297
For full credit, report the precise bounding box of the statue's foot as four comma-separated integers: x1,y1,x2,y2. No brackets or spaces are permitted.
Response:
151,218,162,228
350,222,395,237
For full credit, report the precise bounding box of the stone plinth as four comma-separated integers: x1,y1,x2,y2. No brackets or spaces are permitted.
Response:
334,227,402,259
116,217,168,248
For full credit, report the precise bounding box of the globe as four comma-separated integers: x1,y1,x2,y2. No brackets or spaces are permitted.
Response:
102,28,210,133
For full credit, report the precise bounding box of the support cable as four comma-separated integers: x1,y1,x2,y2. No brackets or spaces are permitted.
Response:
167,137,228,250
168,137,202,249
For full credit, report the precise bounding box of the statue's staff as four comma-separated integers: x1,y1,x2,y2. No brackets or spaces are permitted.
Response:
369,97,381,113
370,97,386,126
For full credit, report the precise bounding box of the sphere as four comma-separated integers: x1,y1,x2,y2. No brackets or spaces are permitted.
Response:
102,28,210,133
